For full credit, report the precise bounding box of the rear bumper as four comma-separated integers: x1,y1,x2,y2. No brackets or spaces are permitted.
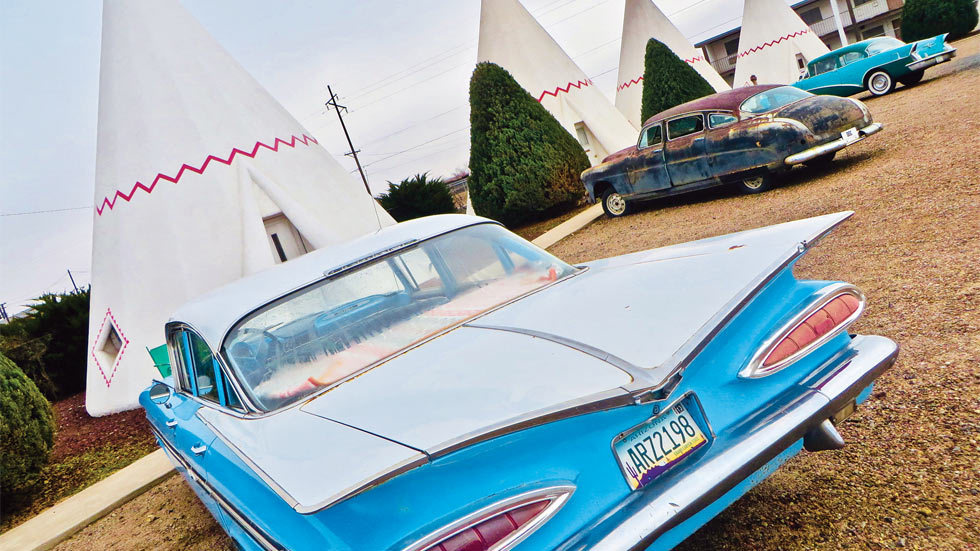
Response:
784,122,883,165
907,48,956,72
556,334,898,551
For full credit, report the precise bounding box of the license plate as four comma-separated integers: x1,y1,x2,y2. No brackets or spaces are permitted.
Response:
613,401,708,490
841,127,860,144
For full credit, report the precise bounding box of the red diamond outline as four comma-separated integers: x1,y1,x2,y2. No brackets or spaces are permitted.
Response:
91,307,130,388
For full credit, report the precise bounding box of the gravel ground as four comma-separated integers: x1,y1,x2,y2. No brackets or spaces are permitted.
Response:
57,33,979,551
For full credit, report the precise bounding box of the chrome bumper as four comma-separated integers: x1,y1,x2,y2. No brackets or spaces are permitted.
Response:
907,48,956,72
784,122,883,165
556,334,898,551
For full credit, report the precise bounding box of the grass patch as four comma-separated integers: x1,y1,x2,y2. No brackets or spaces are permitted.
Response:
1,437,158,532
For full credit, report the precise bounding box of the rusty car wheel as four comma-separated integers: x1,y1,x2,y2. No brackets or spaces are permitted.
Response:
738,174,772,194
867,70,894,96
601,188,629,218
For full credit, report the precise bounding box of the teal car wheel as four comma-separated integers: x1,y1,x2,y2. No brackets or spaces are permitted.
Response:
866,70,894,96
899,70,924,87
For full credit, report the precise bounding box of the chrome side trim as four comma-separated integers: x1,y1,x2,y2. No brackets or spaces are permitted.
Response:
739,283,866,378
403,486,575,551
464,323,651,384
148,425,285,551
195,412,430,514
906,48,956,71
784,123,882,165
428,388,634,459
555,335,898,551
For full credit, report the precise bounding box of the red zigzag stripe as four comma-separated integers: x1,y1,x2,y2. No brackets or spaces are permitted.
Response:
537,79,593,102
616,56,705,91
95,133,318,216
738,29,810,58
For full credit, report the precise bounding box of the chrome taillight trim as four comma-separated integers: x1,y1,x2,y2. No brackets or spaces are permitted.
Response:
739,283,866,379
403,485,575,551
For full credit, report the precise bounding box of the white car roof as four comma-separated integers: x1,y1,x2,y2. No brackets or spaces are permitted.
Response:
170,214,498,347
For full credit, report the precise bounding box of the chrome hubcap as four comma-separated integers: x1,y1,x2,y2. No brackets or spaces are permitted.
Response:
605,193,626,215
871,74,888,92
743,177,764,190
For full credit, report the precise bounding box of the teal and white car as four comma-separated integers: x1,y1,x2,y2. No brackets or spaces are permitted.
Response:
795,34,956,97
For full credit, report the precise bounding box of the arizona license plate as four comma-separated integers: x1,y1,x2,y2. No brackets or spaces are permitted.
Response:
613,401,708,490
841,127,860,144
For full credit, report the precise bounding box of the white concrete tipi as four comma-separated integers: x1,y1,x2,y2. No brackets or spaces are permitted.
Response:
87,0,394,415
733,0,830,86
477,0,638,164
615,0,729,128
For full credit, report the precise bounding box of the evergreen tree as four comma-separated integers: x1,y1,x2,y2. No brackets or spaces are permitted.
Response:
0,352,55,492
468,62,588,226
901,0,978,42
378,173,456,222
640,38,715,124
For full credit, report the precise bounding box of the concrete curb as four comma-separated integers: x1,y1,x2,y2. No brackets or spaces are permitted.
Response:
531,203,604,250
0,205,602,551
0,449,175,551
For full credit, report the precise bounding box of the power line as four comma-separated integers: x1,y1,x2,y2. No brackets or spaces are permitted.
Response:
360,127,469,169
1,205,91,216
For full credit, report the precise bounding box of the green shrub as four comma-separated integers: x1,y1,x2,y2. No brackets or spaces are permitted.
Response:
468,62,589,226
640,38,715,124
901,0,978,42
0,352,55,491
378,173,457,222
0,288,89,400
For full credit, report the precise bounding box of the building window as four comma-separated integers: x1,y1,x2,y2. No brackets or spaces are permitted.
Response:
862,25,886,39
102,324,123,361
800,7,822,25
892,18,902,39
574,122,590,147
724,38,739,56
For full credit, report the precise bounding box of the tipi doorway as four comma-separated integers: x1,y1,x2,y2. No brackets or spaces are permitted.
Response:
263,214,309,263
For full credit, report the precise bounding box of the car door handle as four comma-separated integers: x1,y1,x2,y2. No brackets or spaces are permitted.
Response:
165,419,178,428
190,444,207,456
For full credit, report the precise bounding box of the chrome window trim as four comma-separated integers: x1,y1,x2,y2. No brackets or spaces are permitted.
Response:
665,113,705,141
636,123,664,150
739,283,866,379
402,485,575,551
166,322,257,415
608,391,715,488
148,424,285,551
707,111,737,129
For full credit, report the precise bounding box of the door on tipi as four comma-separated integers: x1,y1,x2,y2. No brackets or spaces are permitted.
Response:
263,214,309,263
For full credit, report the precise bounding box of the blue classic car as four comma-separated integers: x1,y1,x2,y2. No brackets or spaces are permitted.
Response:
795,34,956,97
142,213,897,551
582,86,881,218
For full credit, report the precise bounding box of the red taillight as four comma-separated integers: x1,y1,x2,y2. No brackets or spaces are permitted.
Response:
428,501,548,551
763,293,861,367
408,487,573,551
741,286,865,378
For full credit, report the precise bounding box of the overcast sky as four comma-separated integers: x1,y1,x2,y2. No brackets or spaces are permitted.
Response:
0,0,776,314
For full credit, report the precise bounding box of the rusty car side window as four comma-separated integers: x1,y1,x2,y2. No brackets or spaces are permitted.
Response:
666,115,704,140
708,113,737,129
638,124,663,149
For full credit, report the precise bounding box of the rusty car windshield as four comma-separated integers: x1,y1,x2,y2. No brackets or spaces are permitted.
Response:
222,224,578,411
740,86,813,114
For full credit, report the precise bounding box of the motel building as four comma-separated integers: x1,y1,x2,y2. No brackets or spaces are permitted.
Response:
698,0,906,86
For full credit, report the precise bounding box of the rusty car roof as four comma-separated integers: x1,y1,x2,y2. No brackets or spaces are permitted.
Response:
643,84,783,126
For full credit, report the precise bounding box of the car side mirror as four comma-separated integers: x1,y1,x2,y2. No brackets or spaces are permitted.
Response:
149,381,172,404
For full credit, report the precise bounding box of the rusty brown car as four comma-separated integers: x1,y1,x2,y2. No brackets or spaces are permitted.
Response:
582,85,882,217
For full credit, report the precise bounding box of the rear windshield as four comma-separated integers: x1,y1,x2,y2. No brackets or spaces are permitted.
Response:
740,86,813,114
222,224,577,410
865,37,904,56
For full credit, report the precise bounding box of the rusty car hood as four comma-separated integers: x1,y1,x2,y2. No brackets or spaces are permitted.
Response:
601,145,635,164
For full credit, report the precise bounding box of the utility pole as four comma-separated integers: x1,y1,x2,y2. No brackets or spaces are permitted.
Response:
324,85,372,197
67,269,80,293
0,303,8,323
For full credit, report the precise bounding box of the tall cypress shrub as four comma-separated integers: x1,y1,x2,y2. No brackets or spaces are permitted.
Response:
640,38,715,124
469,62,589,226
901,0,978,42
0,352,55,491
